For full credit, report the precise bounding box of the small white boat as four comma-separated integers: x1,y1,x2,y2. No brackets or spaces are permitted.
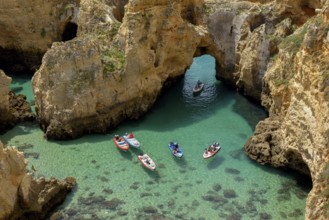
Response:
193,82,204,94
203,143,221,159
138,153,156,171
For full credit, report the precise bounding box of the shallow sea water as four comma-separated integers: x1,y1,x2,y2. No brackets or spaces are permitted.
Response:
1,55,311,220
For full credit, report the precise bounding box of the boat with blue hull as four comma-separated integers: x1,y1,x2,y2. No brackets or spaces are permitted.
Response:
168,142,183,158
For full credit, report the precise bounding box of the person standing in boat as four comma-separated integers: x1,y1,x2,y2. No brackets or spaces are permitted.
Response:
197,80,202,88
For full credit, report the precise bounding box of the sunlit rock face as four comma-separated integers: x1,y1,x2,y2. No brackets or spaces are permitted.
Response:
32,0,215,140
237,1,329,219
3,0,329,219
0,141,76,219
205,0,322,100
204,1,329,219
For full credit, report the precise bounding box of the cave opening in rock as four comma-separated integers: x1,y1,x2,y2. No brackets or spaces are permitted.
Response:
0,48,42,76
62,22,78,42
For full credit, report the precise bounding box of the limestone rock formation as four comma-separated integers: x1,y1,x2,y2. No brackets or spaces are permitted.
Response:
0,0,79,74
205,0,329,219
0,70,13,131
241,2,329,219
0,141,76,219
32,0,215,139
2,0,329,219
0,69,35,133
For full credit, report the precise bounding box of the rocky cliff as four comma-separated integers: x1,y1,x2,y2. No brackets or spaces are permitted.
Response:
0,0,79,74
32,0,217,139
1,0,329,219
204,1,329,219
0,141,76,219
237,1,329,220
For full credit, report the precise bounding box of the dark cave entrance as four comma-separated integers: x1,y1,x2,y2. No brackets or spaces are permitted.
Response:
62,22,78,42
0,48,43,75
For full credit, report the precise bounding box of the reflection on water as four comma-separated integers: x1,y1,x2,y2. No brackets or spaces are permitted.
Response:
1,55,310,220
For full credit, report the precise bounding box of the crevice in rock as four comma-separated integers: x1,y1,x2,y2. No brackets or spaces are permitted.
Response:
110,0,129,22
249,14,265,32
62,22,78,42
182,4,198,25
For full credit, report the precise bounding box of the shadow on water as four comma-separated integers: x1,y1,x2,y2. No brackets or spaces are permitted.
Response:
129,80,233,133
1,122,39,145
249,159,312,192
207,156,225,170
143,168,161,181
231,92,268,130
119,55,265,133
5,71,32,85
47,132,113,146
118,149,132,160
129,147,143,156
172,156,188,169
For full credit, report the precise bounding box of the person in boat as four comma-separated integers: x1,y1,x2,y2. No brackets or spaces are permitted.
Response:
141,154,150,164
115,135,120,141
204,148,209,154
173,143,179,153
208,144,215,152
129,133,134,138
196,80,202,88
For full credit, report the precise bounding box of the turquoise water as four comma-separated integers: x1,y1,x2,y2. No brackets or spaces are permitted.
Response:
1,55,310,219
7,71,35,112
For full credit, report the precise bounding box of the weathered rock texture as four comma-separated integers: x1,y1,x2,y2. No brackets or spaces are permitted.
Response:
2,0,329,219
237,1,329,220
0,0,79,73
0,141,76,219
0,70,35,134
0,70,13,131
205,0,329,219
32,0,217,139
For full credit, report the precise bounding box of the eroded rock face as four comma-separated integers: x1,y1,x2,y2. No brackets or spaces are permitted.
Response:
0,69,35,133
0,141,76,219
0,70,13,131
10,0,329,219
32,0,215,139
206,1,329,219
0,0,80,73
206,0,321,100
243,5,329,220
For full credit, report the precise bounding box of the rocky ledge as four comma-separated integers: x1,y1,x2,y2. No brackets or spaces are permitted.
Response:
0,70,35,134
0,141,76,219
32,0,217,140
